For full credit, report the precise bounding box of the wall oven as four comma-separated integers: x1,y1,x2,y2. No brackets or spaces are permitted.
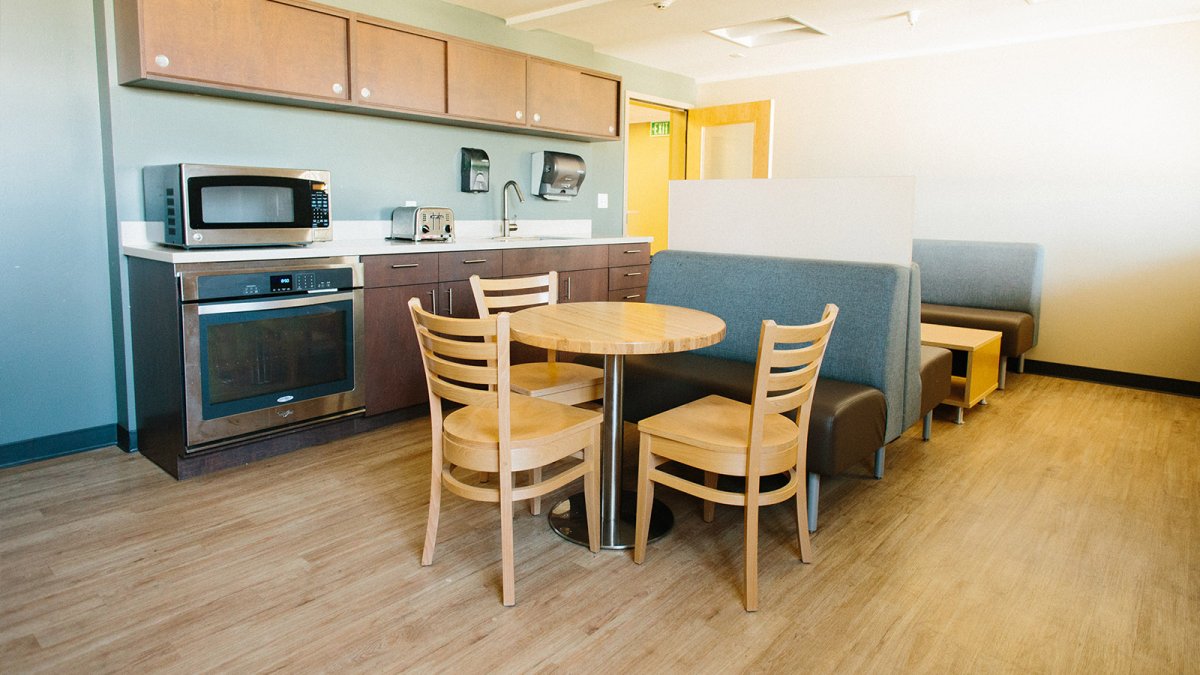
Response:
178,257,364,449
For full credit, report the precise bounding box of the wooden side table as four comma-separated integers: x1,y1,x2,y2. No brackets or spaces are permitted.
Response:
920,323,1002,424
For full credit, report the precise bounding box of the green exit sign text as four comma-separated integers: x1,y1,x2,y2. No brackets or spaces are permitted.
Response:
650,121,671,137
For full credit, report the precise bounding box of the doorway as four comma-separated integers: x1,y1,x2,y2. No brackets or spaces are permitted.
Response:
624,98,773,252
625,100,686,254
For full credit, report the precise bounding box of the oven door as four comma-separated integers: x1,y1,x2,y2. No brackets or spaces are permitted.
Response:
181,290,365,449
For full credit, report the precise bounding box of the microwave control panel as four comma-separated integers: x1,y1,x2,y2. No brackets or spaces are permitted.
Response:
310,183,330,228
194,267,355,300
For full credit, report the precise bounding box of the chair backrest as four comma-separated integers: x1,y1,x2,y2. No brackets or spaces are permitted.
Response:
747,304,839,477
471,271,558,315
470,271,559,361
408,298,510,433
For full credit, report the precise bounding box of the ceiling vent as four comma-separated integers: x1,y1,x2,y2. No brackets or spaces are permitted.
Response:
707,16,828,48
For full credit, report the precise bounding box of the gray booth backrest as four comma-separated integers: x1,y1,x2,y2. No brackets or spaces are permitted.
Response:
646,250,920,442
912,238,1044,341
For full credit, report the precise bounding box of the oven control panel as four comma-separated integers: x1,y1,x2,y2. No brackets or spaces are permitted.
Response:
195,266,356,300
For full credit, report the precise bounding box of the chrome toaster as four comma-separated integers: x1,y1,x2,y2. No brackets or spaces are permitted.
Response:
389,206,455,242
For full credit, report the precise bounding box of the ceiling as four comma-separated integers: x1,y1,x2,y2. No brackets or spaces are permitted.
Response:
439,0,1200,84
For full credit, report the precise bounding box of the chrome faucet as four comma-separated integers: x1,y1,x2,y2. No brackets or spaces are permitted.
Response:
501,180,525,237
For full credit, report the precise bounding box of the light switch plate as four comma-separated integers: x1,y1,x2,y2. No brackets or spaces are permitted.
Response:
597,193,608,208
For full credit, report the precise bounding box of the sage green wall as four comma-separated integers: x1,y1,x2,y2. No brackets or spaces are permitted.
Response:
1,0,116,451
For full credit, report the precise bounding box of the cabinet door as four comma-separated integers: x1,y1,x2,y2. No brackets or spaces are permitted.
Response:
139,0,351,101
528,59,620,138
364,283,437,415
354,20,446,113
446,42,527,125
438,280,478,318
560,268,608,303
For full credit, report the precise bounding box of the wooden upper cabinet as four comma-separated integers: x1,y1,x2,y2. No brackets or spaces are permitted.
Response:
126,0,351,101
446,42,528,126
116,0,622,140
528,59,621,138
354,20,446,114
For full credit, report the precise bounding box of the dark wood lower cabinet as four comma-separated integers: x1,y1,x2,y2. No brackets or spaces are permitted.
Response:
364,283,437,414
560,267,608,303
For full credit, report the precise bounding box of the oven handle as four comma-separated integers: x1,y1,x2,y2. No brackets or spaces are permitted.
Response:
197,291,356,316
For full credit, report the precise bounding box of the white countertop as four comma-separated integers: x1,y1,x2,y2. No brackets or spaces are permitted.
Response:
121,220,652,264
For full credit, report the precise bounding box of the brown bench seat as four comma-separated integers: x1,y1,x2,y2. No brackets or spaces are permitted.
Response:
920,303,1034,358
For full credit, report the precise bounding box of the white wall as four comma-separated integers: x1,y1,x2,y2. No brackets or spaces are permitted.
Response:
698,21,1200,383
669,177,914,266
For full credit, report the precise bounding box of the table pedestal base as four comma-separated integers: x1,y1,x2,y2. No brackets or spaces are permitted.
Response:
548,490,673,550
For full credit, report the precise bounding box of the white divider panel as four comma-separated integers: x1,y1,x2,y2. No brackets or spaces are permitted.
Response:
668,177,915,265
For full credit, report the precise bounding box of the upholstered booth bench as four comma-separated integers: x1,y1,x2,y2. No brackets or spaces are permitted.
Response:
600,250,922,532
912,239,1045,389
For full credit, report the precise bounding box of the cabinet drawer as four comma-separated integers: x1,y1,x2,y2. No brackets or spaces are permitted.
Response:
504,245,609,276
609,265,650,290
439,250,503,281
608,287,647,303
608,243,650,267
363,253,439,288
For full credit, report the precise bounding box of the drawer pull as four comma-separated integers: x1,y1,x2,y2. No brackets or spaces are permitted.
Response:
462,259,487,264
390,263,420,269
624,271,643,277
624,249,643,254
623,294,642,300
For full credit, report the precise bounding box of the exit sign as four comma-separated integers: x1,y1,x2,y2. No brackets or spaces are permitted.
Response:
650,121,671,137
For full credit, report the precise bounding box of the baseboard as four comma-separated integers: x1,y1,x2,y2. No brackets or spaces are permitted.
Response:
1022,360,1199,398
0,425,118,469
117,425,138,452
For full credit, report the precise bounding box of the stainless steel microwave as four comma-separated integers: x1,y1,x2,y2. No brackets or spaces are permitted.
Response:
143,164,332,248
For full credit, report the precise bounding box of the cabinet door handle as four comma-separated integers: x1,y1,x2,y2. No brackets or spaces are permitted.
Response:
427,289,437,316
462,259,487,264
446,287,454,316
624,249,643,254
623,294,642,300
624,271,643,277
566,276,572,300
391,263,419,269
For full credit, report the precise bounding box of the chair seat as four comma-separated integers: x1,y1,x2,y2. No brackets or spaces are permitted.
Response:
445,394,601,472
510,361,604,400
638,395,800,476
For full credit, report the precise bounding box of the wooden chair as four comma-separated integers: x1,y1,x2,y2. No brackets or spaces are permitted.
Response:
469,271,604,405
408,297,601,607
633,305,839,611
470,271,605,516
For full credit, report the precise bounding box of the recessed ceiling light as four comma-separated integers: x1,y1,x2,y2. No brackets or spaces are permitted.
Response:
707,16,828,49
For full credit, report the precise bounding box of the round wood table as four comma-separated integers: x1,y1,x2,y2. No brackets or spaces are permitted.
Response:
510,302,726,549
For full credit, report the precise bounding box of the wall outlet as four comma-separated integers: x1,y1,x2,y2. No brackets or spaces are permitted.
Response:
597,193,608,208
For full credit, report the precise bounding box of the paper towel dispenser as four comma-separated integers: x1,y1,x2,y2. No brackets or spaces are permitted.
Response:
531,151,586,201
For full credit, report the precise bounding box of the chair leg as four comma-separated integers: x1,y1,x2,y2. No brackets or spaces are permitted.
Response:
703,471,718,523
922,410,933,440
499,468,516,607
998,356,1008,390
744,491,760,612
421,440,444,567
807,472,820,533
795,477,813,564
584,427,601,553
633,432,655,564
1018,354,1026,373
873,447,885,479
528,468,542,516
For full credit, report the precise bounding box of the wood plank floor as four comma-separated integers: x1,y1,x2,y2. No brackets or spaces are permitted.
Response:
2,373,1197,672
